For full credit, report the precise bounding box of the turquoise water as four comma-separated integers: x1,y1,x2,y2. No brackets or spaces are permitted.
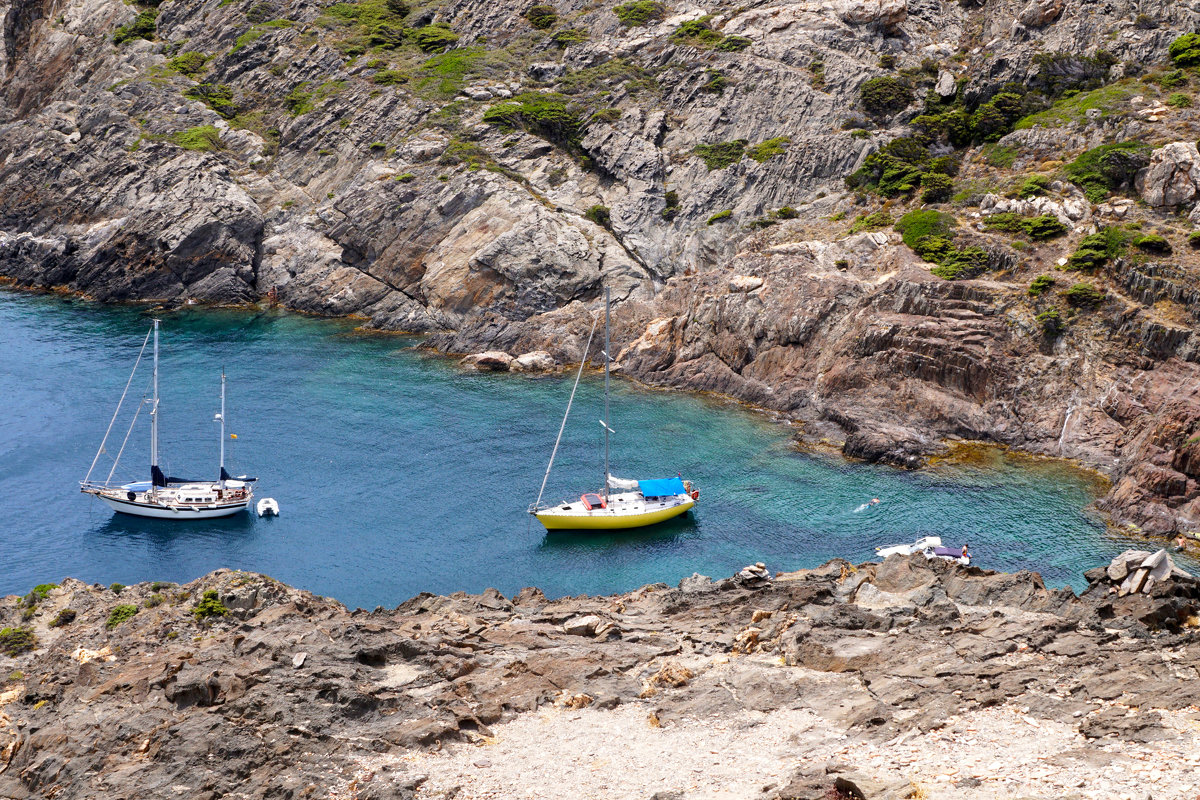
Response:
1,290,1187,608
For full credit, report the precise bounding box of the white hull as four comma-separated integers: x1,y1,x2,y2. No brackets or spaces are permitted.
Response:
97,495,250,519
257,498,279,517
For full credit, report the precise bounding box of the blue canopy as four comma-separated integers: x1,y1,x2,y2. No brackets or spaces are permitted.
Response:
638,477,687,497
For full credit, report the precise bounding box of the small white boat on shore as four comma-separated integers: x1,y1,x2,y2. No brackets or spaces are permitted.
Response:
877,536,970,566
257,498,279,517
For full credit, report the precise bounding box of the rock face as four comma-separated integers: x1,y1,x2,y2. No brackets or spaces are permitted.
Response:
2,561,1199,798
3,0,1200,537
1136,141,1200,207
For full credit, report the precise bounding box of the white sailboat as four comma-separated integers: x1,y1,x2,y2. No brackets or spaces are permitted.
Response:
81,320,255,519
529,289,698,531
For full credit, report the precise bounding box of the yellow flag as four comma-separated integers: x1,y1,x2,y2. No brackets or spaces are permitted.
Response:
230,434,238,439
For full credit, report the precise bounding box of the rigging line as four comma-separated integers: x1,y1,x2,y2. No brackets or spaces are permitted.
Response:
532,313,601,513
84,328,152,484
106,399,145,485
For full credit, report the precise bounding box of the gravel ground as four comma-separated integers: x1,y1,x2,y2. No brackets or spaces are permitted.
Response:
337,698,1200,800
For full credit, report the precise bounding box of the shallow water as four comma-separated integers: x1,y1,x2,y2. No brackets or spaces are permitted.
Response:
1,290,1189,608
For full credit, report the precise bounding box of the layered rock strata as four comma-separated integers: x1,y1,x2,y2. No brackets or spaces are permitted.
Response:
1,559,1198,798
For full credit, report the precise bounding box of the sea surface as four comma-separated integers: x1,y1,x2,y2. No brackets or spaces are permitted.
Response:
2,289,1191,609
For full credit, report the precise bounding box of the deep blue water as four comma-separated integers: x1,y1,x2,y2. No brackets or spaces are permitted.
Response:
2,290,1189,608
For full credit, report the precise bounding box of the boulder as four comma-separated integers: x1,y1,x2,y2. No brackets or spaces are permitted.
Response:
460,351,515,371
1136,142,1200,207
934,70,956,98
729,275,764,293
836,0,906,28
1017,0,1064,27
511,351,557,372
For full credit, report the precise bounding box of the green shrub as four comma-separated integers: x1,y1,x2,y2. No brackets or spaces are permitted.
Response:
661,190,680,219
1064,141,1152,203
1064,282,1105,307
28,584,58,603
585,204,611,228
524,4,558,29
373,69,406,85
850,210,893,232
613,0,665,26
1168,93,1193,108
184,83,237,119
113,8,157,44
746,136,790,163
0,627,36,656
551,28,588,46
969,92,1024,142
193,590,229,620
591,107,622,124
920,172,954,203
706,209,732,225
859,75,912,117
983,144,1018,168
144,594,166,608
1169,33,1200,67
1133,233,1172,253
105,604,139,630
845,136,932,196
49,608,77,628
412,24,459,52
1022,215,1067,240
171,125,223,151
396,172,416,182
774,206,799,219
482,92,582,149
168,51,209,77
693,140,746,170
895,209,956,251
715,35,751,52
930,246,988,280
109,583,125,594
701,69,727,94
1189,230,1200,248
1160,70,1188,89
983,212,1025,233
1036,308,1065,337
1028,275,1056,296
671,16,722,46
1018,174,1051,199
1066,227,1128,269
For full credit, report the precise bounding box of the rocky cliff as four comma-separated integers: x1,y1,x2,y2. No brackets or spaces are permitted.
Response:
1,559,1198,799
4,0,1200,533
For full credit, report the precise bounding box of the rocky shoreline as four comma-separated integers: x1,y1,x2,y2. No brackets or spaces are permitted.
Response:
2,554,1198,799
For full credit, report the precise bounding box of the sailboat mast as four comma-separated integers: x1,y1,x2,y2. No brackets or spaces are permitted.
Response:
219,371,226,483
150,319,160,486
603,287,611,500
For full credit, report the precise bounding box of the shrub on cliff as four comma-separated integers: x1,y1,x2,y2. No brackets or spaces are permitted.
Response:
49,608,77,628
983,212,1024,233
895,209,956,251
1028,275,1056,296
706,209,732,225
671,16,722,46
613,1,665,26
1064,141,1151,203
1022,215,1067,240
693,140,746,170
930,246,987,280
850,210,892,232
585,204,611,228
1170,34,1200,67
0,627,36,656
1036,308,1065,337
746,137,790,163
193,590,229,620
171,125,223,151
1066,227,1128,270
105,604,138,630
168,51,210,78
1133,233,1172,254
551,28,588,46
845,136,932,196
859,76,912,117
715,35,751,51
1189,230,1200,248
113,8,158,44
524,4,558,29
1064,283,1106,307
483,92,582,150
1018,175,1050,199
411,23,459,52
184,83,238,119
920,173,954,203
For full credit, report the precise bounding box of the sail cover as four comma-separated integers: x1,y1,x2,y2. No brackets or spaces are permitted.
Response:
607,476,640,491
638,477,687,497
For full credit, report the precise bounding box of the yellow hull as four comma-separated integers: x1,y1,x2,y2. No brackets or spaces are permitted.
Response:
537,498,695,531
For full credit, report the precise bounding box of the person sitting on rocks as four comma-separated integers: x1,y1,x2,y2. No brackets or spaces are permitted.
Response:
1175,535,1187,551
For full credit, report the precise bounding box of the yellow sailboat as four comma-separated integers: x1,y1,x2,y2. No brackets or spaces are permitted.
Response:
529,289,698,532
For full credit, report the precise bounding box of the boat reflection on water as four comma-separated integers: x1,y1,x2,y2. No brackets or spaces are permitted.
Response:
90,509,258,545
539,512,699,551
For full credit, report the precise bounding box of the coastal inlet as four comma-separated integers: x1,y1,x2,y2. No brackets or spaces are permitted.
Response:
3,290,1190,608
